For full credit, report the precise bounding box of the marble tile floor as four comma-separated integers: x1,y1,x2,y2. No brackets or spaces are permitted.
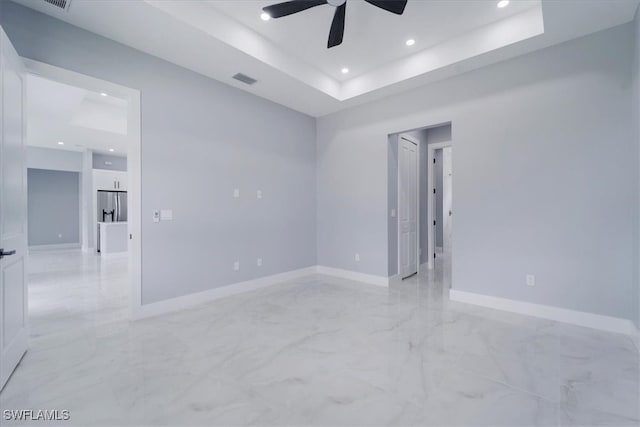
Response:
0,250,638,426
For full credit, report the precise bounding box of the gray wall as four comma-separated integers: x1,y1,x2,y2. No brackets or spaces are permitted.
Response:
633,8,640,328
26,146,82,172
93,152,127,171
2,2,317,305
318,24,636,321
387,134,399,276
27,168,80,246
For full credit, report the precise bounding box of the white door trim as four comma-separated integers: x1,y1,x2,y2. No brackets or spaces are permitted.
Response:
22,59,143,320
397,133,419,278
426,141,451,270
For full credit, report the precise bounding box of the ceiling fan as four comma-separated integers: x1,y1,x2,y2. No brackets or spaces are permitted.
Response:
262,0,408,48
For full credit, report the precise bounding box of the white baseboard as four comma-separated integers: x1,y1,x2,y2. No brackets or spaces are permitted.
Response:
449,289,637,335
134,266,318,320
29,243,80,252
316,266,389,287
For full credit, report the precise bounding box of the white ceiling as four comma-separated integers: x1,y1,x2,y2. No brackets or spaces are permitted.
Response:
12,0,640,117
209,0,540,81
26,74,129,155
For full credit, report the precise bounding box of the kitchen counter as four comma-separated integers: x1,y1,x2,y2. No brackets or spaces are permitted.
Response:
98,222,128,255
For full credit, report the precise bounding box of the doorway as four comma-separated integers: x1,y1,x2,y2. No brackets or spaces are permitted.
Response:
23,58,142,316
387,124,452,281
427,142,452,269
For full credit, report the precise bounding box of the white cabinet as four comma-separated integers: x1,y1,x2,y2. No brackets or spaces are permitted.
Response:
93,169,127,191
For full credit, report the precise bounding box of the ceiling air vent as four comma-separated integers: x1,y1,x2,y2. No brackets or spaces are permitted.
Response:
232,73,257,86
43,0,72,12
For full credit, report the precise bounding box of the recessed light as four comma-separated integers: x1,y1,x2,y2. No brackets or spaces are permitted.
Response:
497,0,509,8
260,12,271,21
341,67,349,74
57,141,64,145
405,38,415,46
109,148,115,152
100,92,108,97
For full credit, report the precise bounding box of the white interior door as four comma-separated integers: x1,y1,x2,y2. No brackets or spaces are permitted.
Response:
442,146,453,253
399,136,418,279
0,27,27,391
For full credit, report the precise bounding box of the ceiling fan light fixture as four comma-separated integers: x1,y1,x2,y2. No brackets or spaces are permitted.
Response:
260,12,271,21
341,67,349,74
263,0,407,48
497,0,509,8
405,38,415,46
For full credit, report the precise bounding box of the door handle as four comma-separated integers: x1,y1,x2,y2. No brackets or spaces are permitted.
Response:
0,248,16,259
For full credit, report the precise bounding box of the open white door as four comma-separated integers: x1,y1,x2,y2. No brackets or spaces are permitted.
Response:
0,27,27,391
398,135,418,279
442,146,452,253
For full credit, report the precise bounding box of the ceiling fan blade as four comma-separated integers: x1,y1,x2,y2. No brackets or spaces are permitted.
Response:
363,0,407,15
327,3,346,48
263,0,327,18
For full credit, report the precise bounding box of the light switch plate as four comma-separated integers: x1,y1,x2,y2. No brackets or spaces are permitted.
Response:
233,189,240,198
160,209,173,221
257,190,262,199
526,274,536,287
257,258,262,267
234,261,240,271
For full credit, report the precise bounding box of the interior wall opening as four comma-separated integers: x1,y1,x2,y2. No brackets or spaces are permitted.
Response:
23,60,141,340
387,123,452,286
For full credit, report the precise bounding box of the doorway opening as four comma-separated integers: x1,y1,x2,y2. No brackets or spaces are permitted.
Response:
387,123,452,283
23,59,142,338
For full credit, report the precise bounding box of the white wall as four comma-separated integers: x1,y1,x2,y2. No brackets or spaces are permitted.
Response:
26,146,82,172
81,150,93,251
318,24,636,321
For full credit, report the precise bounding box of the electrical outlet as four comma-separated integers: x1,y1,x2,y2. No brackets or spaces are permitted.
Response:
233,189,240,198
355,253,360,262
257,190,263,199
526,274,535,287
234,261,240,271
257,258,262,267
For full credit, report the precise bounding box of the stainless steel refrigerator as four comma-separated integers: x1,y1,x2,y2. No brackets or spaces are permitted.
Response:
97,190,128,222
97,190,127,253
